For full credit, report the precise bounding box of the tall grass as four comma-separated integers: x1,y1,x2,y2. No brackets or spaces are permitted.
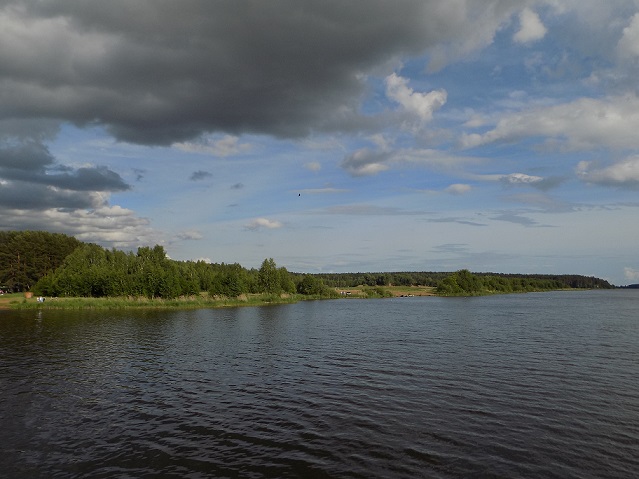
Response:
11,293,309,310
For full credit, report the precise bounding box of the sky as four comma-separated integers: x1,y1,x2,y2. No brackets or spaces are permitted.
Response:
1,1,639,286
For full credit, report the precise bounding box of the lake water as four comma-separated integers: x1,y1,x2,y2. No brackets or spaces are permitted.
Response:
1,290,638,478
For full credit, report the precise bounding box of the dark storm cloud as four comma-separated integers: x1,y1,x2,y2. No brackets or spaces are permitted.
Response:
0,181,99,209
0,141,53,170
46,166,130,191
0,142,129,191
0,0,503,145
0,119,61,142
0,140,129,209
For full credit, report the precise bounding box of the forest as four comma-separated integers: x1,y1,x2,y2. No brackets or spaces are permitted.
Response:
0,231,83,292
311,270,613,290
0,231,336,299
0,230,614,300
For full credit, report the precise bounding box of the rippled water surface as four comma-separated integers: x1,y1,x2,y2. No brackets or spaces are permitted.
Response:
1,290,638,478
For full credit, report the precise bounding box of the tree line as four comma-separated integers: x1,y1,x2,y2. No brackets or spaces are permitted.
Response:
0,230,615,298
0,231,335,299
0,231,83,292
311,270,613,290
32,243,336,300
435,269,571,296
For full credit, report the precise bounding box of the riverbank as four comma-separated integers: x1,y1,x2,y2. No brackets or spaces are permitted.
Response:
2,285,438,310
2,284,584,310
0,293,22,309
5,293,304,310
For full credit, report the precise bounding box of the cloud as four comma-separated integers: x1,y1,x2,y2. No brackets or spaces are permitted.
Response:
298,188,348,194
503,192,575,213
0,135,147,247
245,218,283,231
341,146,480,177
0,1,534,145
624,267,639,282
0,140,129,210
385,73,447,122
305,162,322,172
189,170,213,181
491,212,539,227
513,8,547,44
0,182,102,210
133,168,145,182
432,243,469,255
321,205,428,216
430,217,486,226
175,230,203,241
0,204,154,249
501,173,544,186
174,135,251,157
500,173,562,190
424,3,528,72
576,157,639,188
461,95,639,151
471,172,563,191
445,183,472,195
341,148,391,176
617,13,639,60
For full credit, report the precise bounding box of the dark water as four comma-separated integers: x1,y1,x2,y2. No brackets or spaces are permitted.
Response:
1,291,638,478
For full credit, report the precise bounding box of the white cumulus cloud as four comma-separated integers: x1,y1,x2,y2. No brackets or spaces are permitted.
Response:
617,13,639,60
514,8,547,44
501,173,544,185
385,73,447,122
576,157,639,188
461,95,639,151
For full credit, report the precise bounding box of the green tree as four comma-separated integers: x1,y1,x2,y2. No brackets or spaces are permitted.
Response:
437,269,483,296
297,274,324,295
258,258,280,294
278,266,296,294
0,230,83,292
210,263,249,297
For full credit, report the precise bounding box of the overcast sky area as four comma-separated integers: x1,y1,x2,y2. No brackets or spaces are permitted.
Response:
2,1,639,285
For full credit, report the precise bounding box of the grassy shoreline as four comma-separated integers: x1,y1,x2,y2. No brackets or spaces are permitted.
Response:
3,293,303,310
2,285,582,310
2,286,438,310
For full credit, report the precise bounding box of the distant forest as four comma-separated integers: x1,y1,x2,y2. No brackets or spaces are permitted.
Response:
311,271,614,290
0,230,615,299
